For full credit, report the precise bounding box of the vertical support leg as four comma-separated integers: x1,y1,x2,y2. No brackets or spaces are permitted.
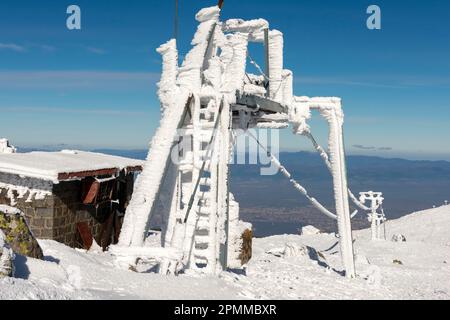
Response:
376,217,382,240
370,209,377,241
334,112,356,278
319,100,356,278
264,28,270,98
217,99,231,272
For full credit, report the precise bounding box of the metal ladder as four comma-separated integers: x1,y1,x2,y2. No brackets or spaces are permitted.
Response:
160,95,225,274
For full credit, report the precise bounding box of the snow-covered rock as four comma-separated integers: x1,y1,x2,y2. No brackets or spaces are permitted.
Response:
0,206,43,259
299,225,321,236
392,234,407,242
0,229,14,277
0,138,16,154
266,242,325,266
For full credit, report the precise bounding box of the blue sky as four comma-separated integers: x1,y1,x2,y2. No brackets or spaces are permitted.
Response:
0,0,449,160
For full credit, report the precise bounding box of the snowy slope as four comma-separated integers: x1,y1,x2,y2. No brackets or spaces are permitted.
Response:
1,206,449,300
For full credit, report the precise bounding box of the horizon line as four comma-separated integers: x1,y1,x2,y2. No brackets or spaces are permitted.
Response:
12,145,450,163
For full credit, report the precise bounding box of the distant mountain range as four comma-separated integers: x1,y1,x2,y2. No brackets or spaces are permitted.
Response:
18,146,450,236
228,151,450,235
91,149,450,235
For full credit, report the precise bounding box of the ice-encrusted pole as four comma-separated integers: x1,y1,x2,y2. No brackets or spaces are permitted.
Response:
309,97,356,278
157,39,179,116
118,6,222,251
268,30,283,102
118,39,188,249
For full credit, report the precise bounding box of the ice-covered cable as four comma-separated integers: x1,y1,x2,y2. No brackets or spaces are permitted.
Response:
302,131,370,212
245,52,289,98
246,52,269,81
246,131,348,220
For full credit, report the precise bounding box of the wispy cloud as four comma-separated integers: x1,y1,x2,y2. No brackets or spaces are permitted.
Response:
353,144,375,150
85,46,107,55
0,106,147,116
0,43,57,53
0,43,26,52
35,44,56,52
346,116,383,124
296,75,450,89
0,70,159,89
0,44,113,54
0,43,110,54
296,76,406,89
353,144,392,151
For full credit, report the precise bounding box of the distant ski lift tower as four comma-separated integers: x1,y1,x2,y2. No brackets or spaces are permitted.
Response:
359,191,386,240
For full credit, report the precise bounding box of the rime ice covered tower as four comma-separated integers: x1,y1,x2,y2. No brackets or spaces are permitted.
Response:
359,191,386,240
112,5,357,277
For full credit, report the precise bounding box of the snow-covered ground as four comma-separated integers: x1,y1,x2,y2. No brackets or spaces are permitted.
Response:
1,205,449,300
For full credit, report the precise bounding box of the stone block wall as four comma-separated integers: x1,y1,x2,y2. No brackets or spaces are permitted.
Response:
52,181,103,247
0,180,103,248
0,188,53,239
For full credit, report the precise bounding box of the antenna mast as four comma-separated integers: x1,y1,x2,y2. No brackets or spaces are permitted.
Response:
174,0,179,41
174,1,223,41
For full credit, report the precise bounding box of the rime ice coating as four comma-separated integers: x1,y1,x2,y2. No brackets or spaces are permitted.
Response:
268,30,284,102
119,6,221,248
156,39,179,115
116,4,356,277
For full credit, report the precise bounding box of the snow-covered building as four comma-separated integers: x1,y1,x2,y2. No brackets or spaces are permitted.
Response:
0,150,142,248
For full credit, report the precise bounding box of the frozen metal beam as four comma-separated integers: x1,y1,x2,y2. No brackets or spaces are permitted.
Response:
264,28,270,97
234,92,287,114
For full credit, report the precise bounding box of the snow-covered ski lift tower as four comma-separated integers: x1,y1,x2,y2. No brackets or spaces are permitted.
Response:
111,4,358,278
359,191,386,240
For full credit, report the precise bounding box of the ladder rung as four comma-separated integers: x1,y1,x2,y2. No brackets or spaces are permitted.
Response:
193,256,208,265
200,121,215,129
196,217,209,229
197,199,211,208
195,161,211,171
198,132,213,142
193,248,214,261
198,206,212,215
199,177,211,186
198,149,211,158
179,163,193,171
183,128,194,136
195,235,211,245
